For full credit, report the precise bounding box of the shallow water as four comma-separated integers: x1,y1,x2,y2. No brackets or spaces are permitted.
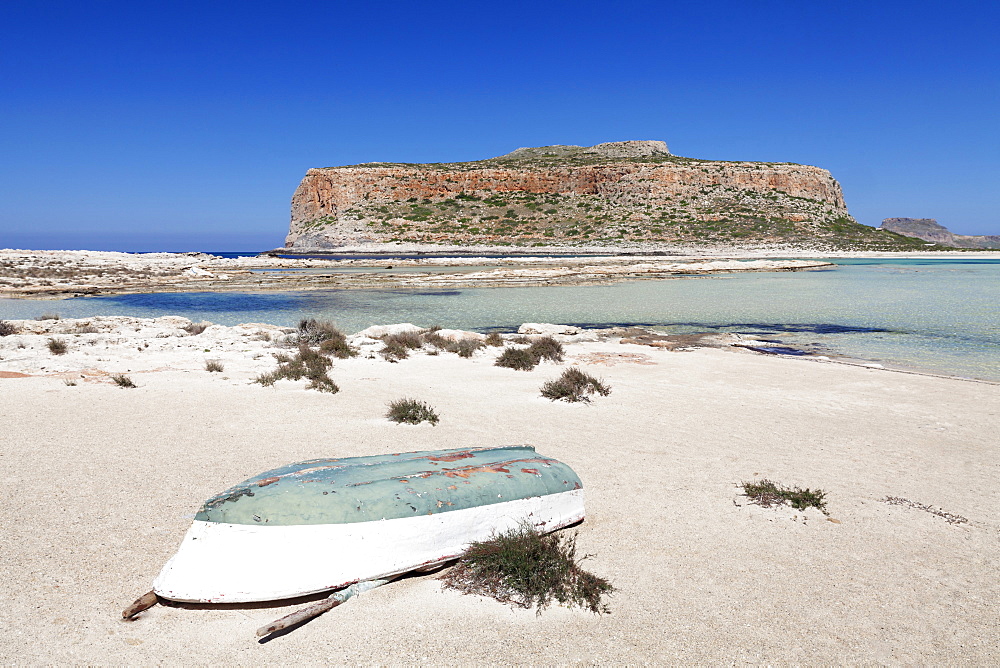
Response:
2,257,998,380
249,264,507,275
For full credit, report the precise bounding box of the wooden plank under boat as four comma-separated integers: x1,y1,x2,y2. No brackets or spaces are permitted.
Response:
151,445,585,604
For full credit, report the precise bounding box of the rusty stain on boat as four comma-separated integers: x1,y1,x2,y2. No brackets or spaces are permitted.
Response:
425,451,476,462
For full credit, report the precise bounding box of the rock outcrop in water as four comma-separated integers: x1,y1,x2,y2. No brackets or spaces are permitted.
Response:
879,218,1000,249
286,141,923,250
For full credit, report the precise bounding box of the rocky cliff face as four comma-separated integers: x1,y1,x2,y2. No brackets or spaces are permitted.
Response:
286,141,904,249
879,218,1000,249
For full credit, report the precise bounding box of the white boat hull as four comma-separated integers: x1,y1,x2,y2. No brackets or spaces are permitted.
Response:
154,488,585,603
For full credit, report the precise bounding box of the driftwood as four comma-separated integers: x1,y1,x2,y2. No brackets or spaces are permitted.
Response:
122,590,159,619
256,577,397,638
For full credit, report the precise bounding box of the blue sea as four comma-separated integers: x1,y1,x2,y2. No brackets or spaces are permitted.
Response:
2,256,998,381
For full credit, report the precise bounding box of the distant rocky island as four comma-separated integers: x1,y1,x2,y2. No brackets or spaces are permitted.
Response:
879,218,1000,249
284,141,933,251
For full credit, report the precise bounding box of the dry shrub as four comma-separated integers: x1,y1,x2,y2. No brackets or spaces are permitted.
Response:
420,328,485,358
111,374,136,388
379,340,409,362
378,331,423,362
319,336,358,359
0,320,18,336
528,336,564,363
36,313,60,321
254,344,339,393
540,367,610,403
383,330,423,350
441,524,613,614
47,338,68,355
420,330,450,349
386,398,440,425
447,338,484,358
495,347,537,371
484,331,505,347
298,319,356,360
205,360,224,372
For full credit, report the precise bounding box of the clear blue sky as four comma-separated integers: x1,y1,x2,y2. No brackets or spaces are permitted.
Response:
2,0,998,251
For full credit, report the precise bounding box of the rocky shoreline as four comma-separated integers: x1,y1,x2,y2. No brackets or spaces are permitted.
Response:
0,248,837,299
2,315,989,386
0,316,762,381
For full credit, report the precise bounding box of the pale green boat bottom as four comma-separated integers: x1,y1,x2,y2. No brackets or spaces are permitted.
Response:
194,446,584,526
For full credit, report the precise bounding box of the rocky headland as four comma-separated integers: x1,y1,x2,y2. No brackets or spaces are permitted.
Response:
879,218,1000,249
286,140,929,251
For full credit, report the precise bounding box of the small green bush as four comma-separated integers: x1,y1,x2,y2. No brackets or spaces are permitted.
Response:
205,360,224,372
495,347,537,371
440,524,613,614
540,367,611,403
528,336,564,363
741,479,828,513
386,398,439,425
47,338,68,355
111,374,136,388
0,320,18,336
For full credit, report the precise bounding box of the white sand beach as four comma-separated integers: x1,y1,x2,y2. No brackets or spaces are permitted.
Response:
0,317,997,663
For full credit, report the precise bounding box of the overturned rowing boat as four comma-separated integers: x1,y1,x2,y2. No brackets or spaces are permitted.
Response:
133,445,584,610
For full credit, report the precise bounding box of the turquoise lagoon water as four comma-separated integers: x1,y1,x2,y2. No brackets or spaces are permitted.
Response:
1,257,998,381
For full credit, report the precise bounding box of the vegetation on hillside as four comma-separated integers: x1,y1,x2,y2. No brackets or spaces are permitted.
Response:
297,147,954,251
316,188,937,249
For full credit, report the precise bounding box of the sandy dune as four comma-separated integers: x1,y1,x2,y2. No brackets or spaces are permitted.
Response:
0,319,997,663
